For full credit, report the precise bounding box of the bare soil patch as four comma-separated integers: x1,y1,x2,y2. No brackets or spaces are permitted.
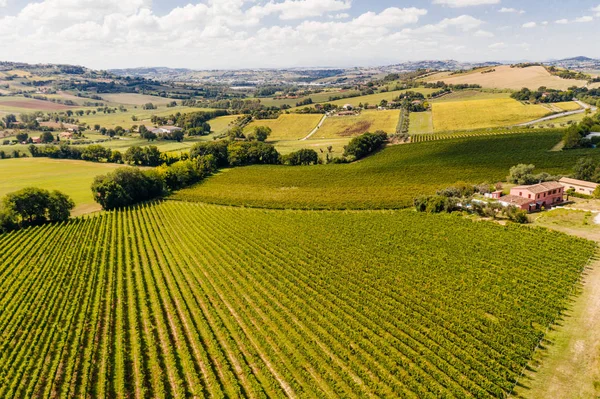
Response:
339,120,371,136
2,99,73,110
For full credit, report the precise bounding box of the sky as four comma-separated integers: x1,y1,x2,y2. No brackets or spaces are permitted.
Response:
0,0,598,70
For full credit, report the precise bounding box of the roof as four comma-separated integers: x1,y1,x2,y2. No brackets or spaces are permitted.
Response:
499,195,534,206
513,181,563,194
559,177,599,189
159,125,182,130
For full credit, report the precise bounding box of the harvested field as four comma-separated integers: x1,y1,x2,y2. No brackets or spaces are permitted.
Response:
244,114,323,141
427,65,587,90
0,98,74,111
312,110,399,139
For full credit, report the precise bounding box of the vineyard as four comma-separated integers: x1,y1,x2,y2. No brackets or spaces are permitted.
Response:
410,128,563,143
174,131,600,210
0,201,595,398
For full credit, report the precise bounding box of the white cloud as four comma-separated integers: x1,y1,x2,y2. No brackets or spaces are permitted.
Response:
433,0,500,7
593,5,600,17
522,22,537,28
541,21,548,25
498,7,524,14
414,15,484,33
574,16,593,23
0,0,7,7
488,42,506,49
248,0,351,20
555,19,569,24
329,13,350,19
474,29,494,37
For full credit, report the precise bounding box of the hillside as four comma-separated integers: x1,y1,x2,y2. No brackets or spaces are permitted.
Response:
0,201,594,398
173,131,600,209
426,65,588,90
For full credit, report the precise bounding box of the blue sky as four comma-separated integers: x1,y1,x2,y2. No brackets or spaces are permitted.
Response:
0,0,598,69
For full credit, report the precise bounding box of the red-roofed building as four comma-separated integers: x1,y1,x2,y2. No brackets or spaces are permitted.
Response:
506,181,564,211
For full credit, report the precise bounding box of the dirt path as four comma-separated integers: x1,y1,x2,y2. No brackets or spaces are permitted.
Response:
518,101,597,127
515,213,600,398
301,115,326,141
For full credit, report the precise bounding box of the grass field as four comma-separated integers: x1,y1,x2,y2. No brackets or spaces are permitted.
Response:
312,110,400,139
323,88,437,109
409,112,433,134
0,158,125,215
77,105,215,129
533,112,588,127
274,138,349,157
432,98,551,132
0,96,79,113
259,89,356,108
173,130,600,210
99,93,177,106
244,114,323,141
426,65,588,90
0,200,594,398
208,115,241,135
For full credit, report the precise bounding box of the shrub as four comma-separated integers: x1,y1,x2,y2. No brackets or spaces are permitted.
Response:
343,131,388,160
283,149,319,166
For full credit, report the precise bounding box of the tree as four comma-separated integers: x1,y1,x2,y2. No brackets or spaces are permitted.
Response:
3,114,17,128
343,131,388,160
124,146,145,165
507,164,536,184
190,141,229,167
573,157,597,182
2,187,74,225
91,168,166,210
47,191,75,222
40,131,55,144
249,126,272,142
15,132,28,143
593,186,600,199
284,149,319,166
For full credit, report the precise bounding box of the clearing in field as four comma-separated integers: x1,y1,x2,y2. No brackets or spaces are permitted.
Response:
409,111,433,134
312,110,399,139
427,65,588,91
209,115,242,135
0,158,125,215
0,201,594,398
244,114,323,141
174,131,600,210
432,98,551,132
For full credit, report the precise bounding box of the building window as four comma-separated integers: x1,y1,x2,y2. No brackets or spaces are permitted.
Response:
528,194,531,199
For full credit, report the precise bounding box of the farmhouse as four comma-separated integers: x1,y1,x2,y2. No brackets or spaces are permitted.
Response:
30,137,41,144
151,126,183,135
59,132,73,140
342,104,354,111
501,182,564,211
559,177,599,196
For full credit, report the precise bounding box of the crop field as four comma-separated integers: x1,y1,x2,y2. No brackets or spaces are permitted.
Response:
408,112,433,134
312,110,399,139
274,138,349,157
259,90,355,108
99,93,177,106
0,158,124,215
426,65,588,90
244,114,323,141
173,131,600,209
0,201,595,398
431,91,511,103
552,101,582,112
324,88,437,109
209,115,242,135
77,106,215,129
431,98,550,132
410,128,560,143
0,96,77,113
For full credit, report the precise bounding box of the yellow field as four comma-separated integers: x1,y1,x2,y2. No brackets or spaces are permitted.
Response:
427,65,587,90
324,88,437,108
209,115,242,135
553,101,582,112
432,98,551,132
311,110,399,139
409,112,433,134
245,114,323,141
274,138,349,158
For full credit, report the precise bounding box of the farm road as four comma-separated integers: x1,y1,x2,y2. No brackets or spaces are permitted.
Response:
301,115,327,141
518,100,597,126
